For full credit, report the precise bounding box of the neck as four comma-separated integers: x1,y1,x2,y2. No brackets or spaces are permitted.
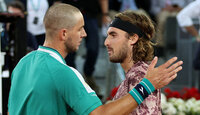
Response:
120,56,134,73
43,39,67,59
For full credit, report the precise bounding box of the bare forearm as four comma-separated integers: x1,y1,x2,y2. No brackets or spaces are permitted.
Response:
90,57,183,115
99,0,111,24
99,0,109,15
90,94,138,115
185,26,199,37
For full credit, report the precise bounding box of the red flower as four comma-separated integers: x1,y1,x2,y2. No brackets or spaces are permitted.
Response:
164,87,200,100
111,87,119,98
107,86,119,100
164,88,171,94
172,91,181,98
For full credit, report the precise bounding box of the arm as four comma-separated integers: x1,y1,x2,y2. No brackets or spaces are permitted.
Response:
90,94,137,115
185,26,199,37
176,1,200,42
185,26,200,42
98,0,111,24
90,57,183,115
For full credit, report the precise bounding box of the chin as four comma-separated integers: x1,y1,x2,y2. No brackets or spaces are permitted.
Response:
109,58,117,63
110,60,119,63
109,57,122,63
75,47,79,51
68,48,78,53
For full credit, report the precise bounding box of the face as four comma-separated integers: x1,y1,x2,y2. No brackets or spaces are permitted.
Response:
8,7,22,13
64,13,87,53
104,27,130,63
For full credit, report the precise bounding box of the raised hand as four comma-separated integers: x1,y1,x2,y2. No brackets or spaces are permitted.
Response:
145,57,183,89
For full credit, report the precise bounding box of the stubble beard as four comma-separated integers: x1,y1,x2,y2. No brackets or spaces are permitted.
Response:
109,44,128,63
64,37,77,53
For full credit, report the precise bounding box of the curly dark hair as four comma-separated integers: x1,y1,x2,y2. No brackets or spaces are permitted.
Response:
115,10,155,62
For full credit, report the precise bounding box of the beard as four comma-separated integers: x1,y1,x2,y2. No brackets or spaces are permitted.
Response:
109,44,128,63
64,37,77,53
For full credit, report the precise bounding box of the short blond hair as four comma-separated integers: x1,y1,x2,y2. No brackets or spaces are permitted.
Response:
43,3,81,38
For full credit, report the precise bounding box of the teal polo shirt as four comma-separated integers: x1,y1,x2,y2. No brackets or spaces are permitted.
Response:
8,46,102,115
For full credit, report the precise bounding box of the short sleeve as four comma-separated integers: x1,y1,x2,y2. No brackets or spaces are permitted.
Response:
49,62,102,114
177,1,200,27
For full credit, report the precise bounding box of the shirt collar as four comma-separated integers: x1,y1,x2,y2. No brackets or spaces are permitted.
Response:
37,46,66,65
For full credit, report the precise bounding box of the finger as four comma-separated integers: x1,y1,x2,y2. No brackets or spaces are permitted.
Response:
148,56,158,70
157,73,177,89
167,66,182,78
165,73,177,86
160,57,177,68
166,61,183,73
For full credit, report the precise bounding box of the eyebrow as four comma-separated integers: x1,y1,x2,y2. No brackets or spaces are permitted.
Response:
108,31,117,35
79,25,84,30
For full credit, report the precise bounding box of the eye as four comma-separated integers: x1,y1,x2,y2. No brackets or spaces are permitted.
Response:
111,34,117,38
108,32,117,38
79,28,82,31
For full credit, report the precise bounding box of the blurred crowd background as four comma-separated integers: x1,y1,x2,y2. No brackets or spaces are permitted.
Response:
1,0,200,114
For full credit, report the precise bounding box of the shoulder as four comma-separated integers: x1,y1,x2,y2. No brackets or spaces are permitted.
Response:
19,51,37,62
44,55,76,77
13,51,37,70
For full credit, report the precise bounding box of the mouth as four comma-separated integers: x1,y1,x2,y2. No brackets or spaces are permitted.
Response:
78,41,82,45
76,42,81,50
107,48,113,56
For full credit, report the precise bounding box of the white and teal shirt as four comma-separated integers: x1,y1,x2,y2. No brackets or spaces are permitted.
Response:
8,46,102,115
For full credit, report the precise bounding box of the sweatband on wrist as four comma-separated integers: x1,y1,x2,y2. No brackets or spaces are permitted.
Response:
129,78,155,105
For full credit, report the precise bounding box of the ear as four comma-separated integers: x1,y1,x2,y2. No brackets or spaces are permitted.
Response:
129,34,139,45
59,29,68,41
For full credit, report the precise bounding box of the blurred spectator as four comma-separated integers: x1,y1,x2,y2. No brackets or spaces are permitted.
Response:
26,0,54,47
176,0,200,70
1,1,38,70
8,1,38,51
150,0,192,17
109,0,152,17
0,0,7,30
108,0,152,38
119,0,138,11
1,1,25,71
177,0,200,41
152,0,190,57
0,1,27,114
0,0,6,51
62,0,110,94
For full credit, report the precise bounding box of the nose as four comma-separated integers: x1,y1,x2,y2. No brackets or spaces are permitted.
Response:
82,28,87,38
104,36,109,47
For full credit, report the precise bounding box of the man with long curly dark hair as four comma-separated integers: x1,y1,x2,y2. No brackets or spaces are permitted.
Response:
105,11,161,114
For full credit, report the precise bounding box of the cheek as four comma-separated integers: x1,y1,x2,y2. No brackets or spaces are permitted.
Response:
75,32,81,39
112,45,120,55
70,33,78,41
109,39,116,46
116,41,127,52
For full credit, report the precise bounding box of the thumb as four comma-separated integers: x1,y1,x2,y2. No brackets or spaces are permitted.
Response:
148,56,158,70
